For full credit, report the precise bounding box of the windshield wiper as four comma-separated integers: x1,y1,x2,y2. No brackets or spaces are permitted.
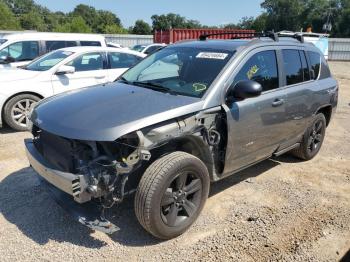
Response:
132,81,178,95
116,76,131,84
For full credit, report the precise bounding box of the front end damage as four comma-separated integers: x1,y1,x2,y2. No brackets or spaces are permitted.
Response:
25,107,226,234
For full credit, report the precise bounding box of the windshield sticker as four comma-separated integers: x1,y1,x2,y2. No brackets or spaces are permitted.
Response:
247,65,259,79
193,83,207,92
196,52,228,60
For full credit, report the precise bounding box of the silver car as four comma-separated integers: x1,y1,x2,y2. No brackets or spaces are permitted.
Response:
25,32,338,239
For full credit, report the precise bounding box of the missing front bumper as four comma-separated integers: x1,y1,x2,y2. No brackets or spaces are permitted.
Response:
25,139,92,203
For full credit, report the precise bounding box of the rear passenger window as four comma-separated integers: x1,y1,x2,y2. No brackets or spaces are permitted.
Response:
108,52,141,68
282,50,303,85
46,41,78,52
66,41,78,47
80,41,101,47
299,51,310,81
234,50,279,92
308,51,321,80
46,41,66,52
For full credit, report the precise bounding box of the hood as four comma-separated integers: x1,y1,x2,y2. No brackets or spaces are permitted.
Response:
31,83,204,141
0,68,41,83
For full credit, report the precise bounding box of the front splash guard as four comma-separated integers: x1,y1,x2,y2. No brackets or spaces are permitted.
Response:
39,177,119,234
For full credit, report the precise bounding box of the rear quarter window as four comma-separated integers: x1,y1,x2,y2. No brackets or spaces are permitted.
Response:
308,51,331,80
80,41,101,47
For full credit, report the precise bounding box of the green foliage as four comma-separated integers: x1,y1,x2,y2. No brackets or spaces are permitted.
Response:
0,1,21,30
131,20,152,35
1,0,350,37
261,0,304,31
151,13,203,30
20,10,46,31
55,16,92,33
103,24,128,34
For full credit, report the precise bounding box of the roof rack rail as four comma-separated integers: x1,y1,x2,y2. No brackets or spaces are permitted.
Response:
277,32,304,43
199,31,304,43
199,31,279,41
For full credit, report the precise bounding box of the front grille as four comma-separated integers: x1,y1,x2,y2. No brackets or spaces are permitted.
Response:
34,129,76,173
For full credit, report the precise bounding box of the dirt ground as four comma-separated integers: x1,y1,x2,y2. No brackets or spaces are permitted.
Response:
0,62,349,262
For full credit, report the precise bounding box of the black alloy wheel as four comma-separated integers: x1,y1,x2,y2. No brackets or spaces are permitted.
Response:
161,171,202,227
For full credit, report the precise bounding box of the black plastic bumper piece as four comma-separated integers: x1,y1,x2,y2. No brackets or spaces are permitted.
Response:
40,177,119,234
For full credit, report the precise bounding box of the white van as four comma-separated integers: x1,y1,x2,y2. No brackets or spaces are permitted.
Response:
0,32,107,68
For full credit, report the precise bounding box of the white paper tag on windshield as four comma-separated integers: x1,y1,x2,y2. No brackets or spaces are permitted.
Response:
196,52,228,60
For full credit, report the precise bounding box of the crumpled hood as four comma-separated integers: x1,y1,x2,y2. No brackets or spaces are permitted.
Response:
31,83,204,141
0,68,41,83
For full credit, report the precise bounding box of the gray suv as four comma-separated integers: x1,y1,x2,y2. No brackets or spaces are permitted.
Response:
25,32,338,239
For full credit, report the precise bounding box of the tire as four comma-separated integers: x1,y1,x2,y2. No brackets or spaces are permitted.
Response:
135,151,210,239
3,94,40,131
292,113,327,160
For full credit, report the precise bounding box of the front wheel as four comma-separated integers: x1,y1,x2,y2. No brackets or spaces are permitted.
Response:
135,151,210,239
3,94,40,131
292,113,327,160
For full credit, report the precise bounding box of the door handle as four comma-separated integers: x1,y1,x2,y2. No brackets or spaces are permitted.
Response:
272,98,285,107
95,76,105,79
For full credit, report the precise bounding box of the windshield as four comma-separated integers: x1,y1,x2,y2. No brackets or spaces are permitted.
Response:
132,45,146,52
121,46,234,98
0,39,7,45
25,50,74,71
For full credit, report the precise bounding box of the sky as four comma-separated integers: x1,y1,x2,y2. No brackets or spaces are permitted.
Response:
34,0,263,27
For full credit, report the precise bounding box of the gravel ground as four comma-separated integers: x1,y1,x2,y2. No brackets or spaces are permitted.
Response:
0,62,349,262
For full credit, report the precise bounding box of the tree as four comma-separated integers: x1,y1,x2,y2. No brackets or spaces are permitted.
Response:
261,0,304,31
20,10,46,31
71,4,96,29
131,20,152,34
0,1,21,30
103,24,128,34
55,16,92,33
95,10,122,33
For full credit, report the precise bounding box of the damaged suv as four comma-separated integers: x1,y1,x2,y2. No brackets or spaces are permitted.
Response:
25,32,338,239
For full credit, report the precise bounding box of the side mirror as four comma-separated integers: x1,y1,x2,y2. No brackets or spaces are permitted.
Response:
0,55,15,64
56,65,75,75
227,80,262,101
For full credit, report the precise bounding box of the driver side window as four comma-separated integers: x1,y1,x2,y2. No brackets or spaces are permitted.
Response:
233,50,279,92
66,52,103,72
0,41,39,61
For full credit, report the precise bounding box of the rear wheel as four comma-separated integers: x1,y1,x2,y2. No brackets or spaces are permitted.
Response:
3,94,40,131
292,113,326,160
135,151,210,239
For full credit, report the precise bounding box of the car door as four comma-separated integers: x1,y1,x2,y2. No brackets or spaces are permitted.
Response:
277,49,313,148
51,52,108,94
107,52,142,81
223,49,288,175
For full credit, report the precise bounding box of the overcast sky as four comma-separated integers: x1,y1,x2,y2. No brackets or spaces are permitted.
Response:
34,0,263,27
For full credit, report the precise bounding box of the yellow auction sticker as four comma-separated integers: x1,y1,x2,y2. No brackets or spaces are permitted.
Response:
193,83,207,92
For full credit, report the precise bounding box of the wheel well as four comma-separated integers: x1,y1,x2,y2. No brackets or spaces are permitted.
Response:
316,105,332,126
1,92,44,120
150,136,215,180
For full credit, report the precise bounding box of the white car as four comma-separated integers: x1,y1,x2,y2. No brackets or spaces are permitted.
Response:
0,46,146,131
0,32,107,68
131,43,166,55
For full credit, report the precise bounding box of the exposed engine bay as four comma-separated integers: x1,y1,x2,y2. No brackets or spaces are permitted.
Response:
29,107,226,233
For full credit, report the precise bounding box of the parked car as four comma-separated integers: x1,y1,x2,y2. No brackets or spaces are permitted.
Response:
131,43,166,55
107,42,124,48
0,32,107,68
0,46,145,131
25,33,338,240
